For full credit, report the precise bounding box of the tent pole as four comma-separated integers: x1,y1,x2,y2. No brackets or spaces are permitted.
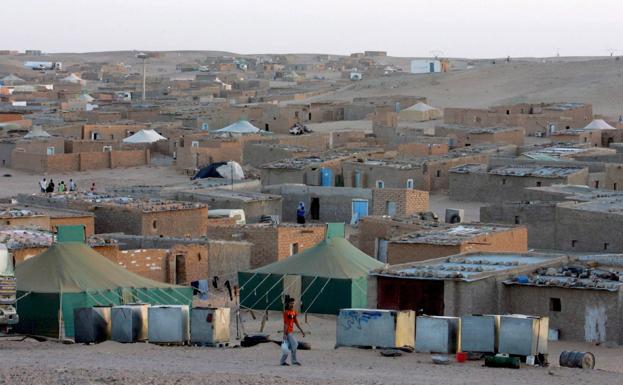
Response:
137,288,164,305
261,274,300,312
303,278,331,316
239,273,269,304
247,275,286,310
156,288,184,304
58,289,63,340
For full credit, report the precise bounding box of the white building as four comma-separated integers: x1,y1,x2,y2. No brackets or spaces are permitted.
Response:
410,59,441,74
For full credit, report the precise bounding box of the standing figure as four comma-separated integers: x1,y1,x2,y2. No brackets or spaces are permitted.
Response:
296,202,306,224
39,177,47,193
46,179,55,193
280,297,305,366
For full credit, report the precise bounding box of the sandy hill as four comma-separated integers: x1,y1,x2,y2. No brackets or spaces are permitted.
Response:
307,58,623,117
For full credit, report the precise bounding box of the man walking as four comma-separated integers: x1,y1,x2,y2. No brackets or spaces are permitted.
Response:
280,297,305,366
69,179,77,192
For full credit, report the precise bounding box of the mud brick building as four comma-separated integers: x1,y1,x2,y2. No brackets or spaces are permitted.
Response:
385,224,528,264
242,143,312,167
355,214,440,259
443,102,593,135
169,188,283,223
207,223,326,268
449,164,589,202
371,188,429,217
81,123,147,140
92,201,208,237
433,125,525,147
367,252,567,317
259,152,355,186
17,193,208,237
96,234,252,285
0,204,95,236
503,254,623,344
342,152,489,191
483,186,623,253
549,129,602,146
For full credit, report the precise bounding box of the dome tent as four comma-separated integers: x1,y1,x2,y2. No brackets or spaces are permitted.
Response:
398,102,443,122
238,237,384,315
214,120,261,134
191,161,244,180
584,119,616,130
15,226,192,338
122,129,167,143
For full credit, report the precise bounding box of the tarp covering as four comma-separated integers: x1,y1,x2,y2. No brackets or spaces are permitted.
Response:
584,119,616,130
16,243,176,293
122,129,167,143
192,161,244,180
215,120,260,134
252,238,384,279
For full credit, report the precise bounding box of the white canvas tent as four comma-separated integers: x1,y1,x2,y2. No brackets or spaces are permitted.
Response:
61,73,85,85
584,119,616,130
215,120,260,134
399,102,443,122
24,126,52,139
122,129,167,143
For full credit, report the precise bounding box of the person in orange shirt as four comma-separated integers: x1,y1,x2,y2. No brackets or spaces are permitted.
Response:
281,297,305,366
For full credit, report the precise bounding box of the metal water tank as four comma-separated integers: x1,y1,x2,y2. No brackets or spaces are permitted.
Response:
148,305,190,344
111,304,149,343
73,306,112,344
460,315,499,353
190,307,230,345
336,308,415,349
416,315,460,354
498,315,548,356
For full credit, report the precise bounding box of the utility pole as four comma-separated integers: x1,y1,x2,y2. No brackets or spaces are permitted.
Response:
136,52,148,102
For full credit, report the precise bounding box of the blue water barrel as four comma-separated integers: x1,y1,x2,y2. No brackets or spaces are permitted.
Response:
320,168,333,187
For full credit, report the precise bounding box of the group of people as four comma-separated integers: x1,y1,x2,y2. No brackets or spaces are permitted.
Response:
39,178,97,194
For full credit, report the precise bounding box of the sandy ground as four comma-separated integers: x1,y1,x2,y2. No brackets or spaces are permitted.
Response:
0,312,621,385
0,164,190,200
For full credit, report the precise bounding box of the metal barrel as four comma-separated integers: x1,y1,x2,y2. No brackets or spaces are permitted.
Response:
559,351,595,369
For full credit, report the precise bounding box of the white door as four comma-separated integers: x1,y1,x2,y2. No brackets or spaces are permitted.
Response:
386,201,397,216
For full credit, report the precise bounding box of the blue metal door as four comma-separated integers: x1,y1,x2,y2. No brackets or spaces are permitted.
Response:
429,62,435,72
320,168,333,186
351,199,369,224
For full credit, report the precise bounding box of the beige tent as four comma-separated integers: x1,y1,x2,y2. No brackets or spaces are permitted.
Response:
399,102,443,122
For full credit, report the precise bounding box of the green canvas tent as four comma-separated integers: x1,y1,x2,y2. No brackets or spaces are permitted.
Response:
238,237,384,315
15,242,193,338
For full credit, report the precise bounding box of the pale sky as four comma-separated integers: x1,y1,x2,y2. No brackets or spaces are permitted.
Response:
5,0,623,58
